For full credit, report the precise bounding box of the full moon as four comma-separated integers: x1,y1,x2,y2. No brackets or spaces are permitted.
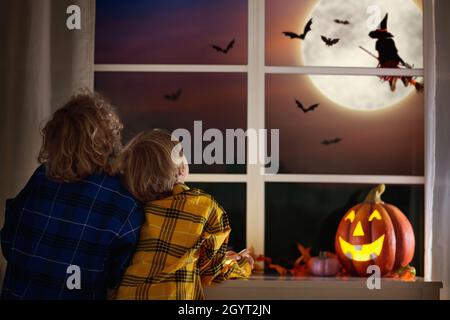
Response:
301,0,423,111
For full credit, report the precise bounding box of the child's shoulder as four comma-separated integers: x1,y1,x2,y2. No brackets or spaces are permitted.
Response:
36,165,139,208
25,164,47,185
179,184,213,200
151,184,226,215
181,185,226,212
89,173,141,207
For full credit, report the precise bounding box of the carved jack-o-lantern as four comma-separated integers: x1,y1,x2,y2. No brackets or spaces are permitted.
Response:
335,184,415,276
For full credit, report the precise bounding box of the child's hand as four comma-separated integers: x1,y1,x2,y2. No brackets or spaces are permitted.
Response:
226,250,241,261
227,249,255,270
239,249,255,270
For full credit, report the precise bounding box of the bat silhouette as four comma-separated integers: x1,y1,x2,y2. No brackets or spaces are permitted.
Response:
295,100,319,113
282,18,313,40
164,89,182,101
321,138,342,146
211,39,235,54
321,36,340,47
334,19,350,25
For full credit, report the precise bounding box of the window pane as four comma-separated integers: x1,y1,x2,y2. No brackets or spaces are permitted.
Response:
266,0,423,68
188,183,246,252
95,0,247,65
266,74,424,175
95,72,247,173
265,183,424,276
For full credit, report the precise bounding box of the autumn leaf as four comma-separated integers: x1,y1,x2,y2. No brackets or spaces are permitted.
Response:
268,264,288,277
296,243,312,263
290,265,310,277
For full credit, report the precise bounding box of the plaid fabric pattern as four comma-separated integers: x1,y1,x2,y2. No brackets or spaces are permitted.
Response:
116,184,251,300
1,165,144,300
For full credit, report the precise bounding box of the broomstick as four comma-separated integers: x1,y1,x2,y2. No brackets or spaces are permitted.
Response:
359,45,378,60
359,46,414,69
359,45,423,92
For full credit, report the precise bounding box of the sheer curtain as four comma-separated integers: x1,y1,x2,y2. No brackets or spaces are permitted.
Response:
432,0,450,301
0,0,95,288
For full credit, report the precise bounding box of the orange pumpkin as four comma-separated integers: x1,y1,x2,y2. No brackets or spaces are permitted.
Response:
334,184,415,276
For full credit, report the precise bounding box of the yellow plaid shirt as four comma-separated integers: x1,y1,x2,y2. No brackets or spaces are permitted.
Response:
116,184,251,300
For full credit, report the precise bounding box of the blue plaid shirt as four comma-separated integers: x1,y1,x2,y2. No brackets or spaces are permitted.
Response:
1,165,144,300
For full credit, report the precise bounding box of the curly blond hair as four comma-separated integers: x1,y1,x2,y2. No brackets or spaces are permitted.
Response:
38,91,123,182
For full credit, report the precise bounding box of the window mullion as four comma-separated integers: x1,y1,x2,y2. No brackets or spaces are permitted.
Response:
246,0,266,255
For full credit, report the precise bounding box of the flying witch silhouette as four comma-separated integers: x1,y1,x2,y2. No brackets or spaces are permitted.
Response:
362,14,423,93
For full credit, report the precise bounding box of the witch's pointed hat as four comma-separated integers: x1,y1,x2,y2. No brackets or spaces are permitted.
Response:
369,13,394,39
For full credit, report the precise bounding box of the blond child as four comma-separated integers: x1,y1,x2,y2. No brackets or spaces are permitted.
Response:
115,130,253,300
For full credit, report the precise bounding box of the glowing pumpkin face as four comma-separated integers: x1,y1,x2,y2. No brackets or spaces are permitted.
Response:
338,209,385,262
335,184,415,276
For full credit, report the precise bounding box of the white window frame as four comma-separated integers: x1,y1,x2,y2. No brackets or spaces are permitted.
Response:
94,0,435,279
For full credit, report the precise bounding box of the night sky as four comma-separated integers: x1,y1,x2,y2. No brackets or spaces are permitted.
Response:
266,74,424,175
94,72,247,173
95,0,247,64
95,0,424,176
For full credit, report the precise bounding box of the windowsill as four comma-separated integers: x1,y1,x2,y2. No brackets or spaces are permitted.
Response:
204,275,443,300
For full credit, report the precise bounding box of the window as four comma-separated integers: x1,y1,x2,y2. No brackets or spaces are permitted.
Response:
94,72,247,173
95,0,429,276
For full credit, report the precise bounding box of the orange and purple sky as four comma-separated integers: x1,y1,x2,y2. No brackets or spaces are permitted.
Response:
95,0,424,175
95,0,247,64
